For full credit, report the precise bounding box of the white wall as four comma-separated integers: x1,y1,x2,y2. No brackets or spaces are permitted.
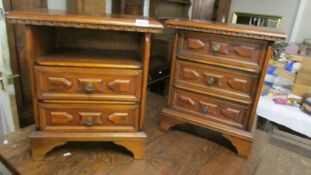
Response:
0,162,11,175
229,0,301,42
0,0,11,76
0,0,17,136
47,0,66,10
293,0,311,43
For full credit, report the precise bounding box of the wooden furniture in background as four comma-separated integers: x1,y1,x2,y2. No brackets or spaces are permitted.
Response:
214,0,232,23
7,9,163,160
149,0,191,19
148,0,191,95
191,0,215,20
191,0,231,23
161,19,286,157
149,0,191,58
67,0,106,14
112,0,144,16
3,0,47,127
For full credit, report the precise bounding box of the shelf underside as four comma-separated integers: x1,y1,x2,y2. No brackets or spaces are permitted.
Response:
36,48,142,69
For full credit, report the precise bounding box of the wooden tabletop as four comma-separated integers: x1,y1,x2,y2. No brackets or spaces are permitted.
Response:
0,93,310,175
166,19,287,41
6,9,163,33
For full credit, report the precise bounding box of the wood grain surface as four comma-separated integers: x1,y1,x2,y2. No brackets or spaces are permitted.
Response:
166,19,287,41
7,9,164,33
6,10,162,160
1,93,310,175
162,19,287,158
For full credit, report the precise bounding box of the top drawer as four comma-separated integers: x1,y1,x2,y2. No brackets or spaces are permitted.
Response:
35,66,142,102
177,31,268,73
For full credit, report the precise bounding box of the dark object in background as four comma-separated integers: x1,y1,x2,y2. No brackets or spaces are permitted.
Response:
150,0,191,19
191,0,232,22
272,42,287,59
149,0,191,96
112,0,144,16
148,56,170,96
302,95,311,116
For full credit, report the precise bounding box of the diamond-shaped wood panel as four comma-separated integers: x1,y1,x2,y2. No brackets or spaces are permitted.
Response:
108,79,131,92
108,112,129,125
48,77,72,91
50,112,73,124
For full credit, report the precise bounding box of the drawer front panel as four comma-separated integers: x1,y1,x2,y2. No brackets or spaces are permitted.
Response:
170,88,251,129
177,31,268,72
35,66,142,102
175,60,258,104
39,102,139,132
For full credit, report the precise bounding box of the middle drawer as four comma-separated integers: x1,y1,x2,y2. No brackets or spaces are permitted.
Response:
174,60,259,104
35,66,142,102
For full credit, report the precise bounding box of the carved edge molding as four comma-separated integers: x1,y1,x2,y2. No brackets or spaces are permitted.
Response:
167,24,284,42
7,18,163,33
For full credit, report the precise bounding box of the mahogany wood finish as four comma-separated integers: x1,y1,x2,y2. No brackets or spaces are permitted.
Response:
31,130,147,160
38,103,139,132
67,0,106,14
165,19,286,41
35,66,142,102
149,0,191,19
191,0,231,23
170,88,251,129
191,0,216,20
149,0,190,60
112,0,144,16
175,60,259,104
215,0,232,23
6,9,163,160
2,93,310,175
161,19,286,157
177,31,269,73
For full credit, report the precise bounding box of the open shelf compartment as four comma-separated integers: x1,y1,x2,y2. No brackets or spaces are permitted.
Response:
33,26,145,69
37,48,142,69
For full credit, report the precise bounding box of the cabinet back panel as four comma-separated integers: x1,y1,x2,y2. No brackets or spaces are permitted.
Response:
56,28,142,51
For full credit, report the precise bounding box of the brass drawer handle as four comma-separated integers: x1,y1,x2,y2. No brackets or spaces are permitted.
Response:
202,105,209,113
206,77,216,85
85,117,94,126
212,43,221,52
85,83,94,92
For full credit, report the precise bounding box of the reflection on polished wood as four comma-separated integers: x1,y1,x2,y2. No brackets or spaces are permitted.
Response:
7,9,163,33
166,19,287,41
1,93,310,175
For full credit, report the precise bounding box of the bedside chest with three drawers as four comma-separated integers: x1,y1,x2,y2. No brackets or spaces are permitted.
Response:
161,19,286,157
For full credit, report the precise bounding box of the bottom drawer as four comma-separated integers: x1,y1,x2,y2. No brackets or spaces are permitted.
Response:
39,102,139,132
170,88,251,129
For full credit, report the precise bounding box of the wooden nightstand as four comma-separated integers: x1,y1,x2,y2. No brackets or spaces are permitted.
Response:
7,9,163,160
161,19,286,157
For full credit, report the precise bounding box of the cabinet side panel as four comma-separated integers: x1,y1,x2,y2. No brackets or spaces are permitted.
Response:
139,33,151,129
167,32,179,106
247,45,271,131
